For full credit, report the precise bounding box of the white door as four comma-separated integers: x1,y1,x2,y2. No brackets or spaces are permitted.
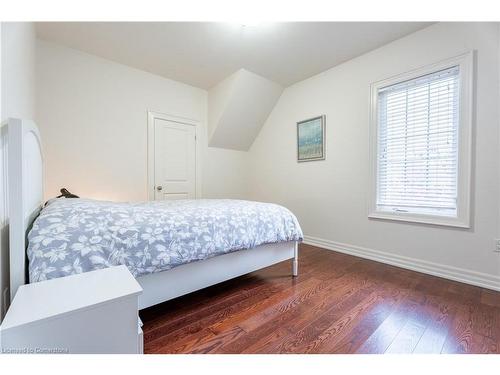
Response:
153,118,196,200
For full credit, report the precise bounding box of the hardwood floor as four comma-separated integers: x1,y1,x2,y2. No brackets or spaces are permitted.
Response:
140,244,500,354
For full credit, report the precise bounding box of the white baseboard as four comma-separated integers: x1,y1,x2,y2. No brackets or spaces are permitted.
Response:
303,235,500,292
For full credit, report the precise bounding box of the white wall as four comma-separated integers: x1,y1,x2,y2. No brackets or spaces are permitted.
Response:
1,23,36,121
249,23,500,287
203,147,250,198
36,40,250,202
0,22,36,320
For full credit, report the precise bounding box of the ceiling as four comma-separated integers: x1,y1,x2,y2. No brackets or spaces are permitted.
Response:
36,22,432,89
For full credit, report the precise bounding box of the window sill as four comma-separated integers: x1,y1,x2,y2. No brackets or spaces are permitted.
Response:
368,211,470,229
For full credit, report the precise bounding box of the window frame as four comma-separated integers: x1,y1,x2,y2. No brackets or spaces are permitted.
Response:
368,51,474,228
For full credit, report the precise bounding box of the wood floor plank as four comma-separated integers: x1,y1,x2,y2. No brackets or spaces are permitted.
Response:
355,293,426,354
472,304,499,340
328,286,410,353
274,284,382,353
141,244,500,354
189,326,247,354
480,289,500,308
237,260,372,334
223,269,377,353
308,279,414,354
412,300,457,354
385,319,427,353
309,292,396,354
148,328,216,354
476,335,499,354
208,276,324,335
145,282,283,351
441,305,475,354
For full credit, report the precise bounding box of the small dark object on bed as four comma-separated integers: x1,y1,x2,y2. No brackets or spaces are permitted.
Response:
57,188,80,199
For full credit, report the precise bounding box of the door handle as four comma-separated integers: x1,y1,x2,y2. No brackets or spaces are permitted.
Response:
156,186,163,191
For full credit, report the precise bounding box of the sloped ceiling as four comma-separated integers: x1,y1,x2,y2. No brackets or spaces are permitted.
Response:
35,22,432,89
208,69,283,151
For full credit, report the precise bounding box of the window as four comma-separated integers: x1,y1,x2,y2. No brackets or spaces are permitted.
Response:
369,53,473,227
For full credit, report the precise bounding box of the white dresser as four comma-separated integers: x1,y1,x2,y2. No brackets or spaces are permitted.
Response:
0,265,143,354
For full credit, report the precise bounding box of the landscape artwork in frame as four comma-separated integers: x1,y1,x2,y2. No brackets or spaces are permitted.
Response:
297,115,325,162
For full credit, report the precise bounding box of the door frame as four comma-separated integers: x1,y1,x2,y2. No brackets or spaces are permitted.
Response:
147,111,200,201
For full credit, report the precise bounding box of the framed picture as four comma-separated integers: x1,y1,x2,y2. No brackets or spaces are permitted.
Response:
297,115,326,162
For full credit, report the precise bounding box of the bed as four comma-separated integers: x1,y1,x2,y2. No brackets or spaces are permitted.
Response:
6,118,302,309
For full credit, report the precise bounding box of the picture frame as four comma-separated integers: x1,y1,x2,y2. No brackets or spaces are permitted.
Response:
297,115,326,162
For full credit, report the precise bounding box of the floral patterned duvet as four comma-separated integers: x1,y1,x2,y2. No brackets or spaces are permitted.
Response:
27,198,303,282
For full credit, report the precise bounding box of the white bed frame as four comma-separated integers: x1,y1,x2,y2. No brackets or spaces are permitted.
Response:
6,118,299,309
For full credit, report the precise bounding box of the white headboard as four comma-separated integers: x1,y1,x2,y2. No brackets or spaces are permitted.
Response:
7,118,44,301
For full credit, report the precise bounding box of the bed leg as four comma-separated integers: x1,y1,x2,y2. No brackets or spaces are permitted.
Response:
292,241,299,277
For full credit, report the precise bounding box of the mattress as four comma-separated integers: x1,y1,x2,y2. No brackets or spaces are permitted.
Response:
27,198,303,282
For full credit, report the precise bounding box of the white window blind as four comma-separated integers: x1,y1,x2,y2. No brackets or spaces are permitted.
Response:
376,66,460,217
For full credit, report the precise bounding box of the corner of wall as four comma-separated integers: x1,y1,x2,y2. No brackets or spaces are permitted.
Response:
0,22,37,322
